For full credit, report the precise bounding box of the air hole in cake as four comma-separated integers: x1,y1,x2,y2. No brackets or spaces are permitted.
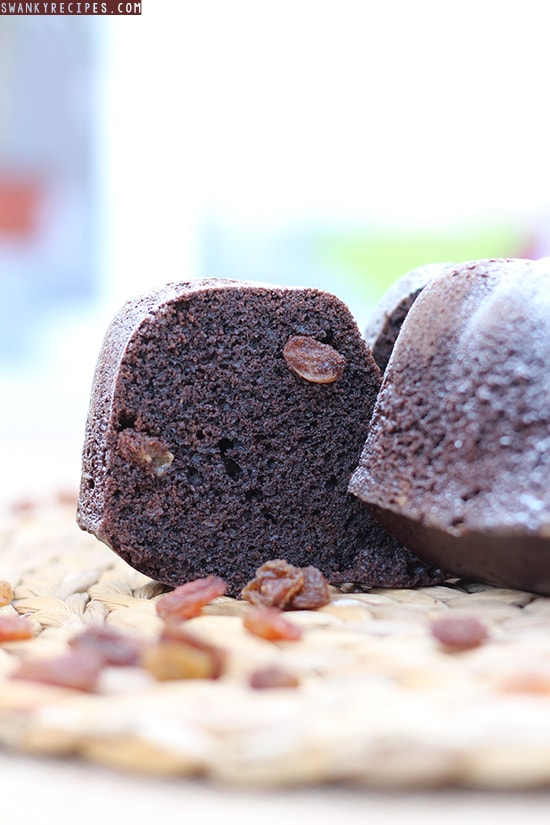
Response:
406,560,431,578
187,467,202,486
218,438,234,455
298,419,319,442
461,487,481,502
116,410,137,431
223,458,242,481
195,429,205,440
325,475,338,491
320,329,334,345
253,433,272,446
261,508,276,524
344,512,361,531
245,488,264,503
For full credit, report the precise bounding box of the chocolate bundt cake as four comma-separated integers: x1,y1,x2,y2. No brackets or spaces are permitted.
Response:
349,257,550,595
364,263,451,372
77,279,444,595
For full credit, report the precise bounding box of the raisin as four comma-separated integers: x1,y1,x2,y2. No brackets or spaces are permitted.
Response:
142,627,224,681
0,614,34,642
430,615,488,651
241,560,303,608
283,335,346,384
0,580,13,607
159,623,225,678
249,665,300,690
11,650,104,691
10,498,38,516
117,429,174,476
499,672,550,695
289,566,330,610
244,606,302,642
56,489,79,507
241,560,330,610
156,575,227,621
69,625,145,666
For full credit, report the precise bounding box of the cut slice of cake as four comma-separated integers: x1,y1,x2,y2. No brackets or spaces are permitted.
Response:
77,278,445,595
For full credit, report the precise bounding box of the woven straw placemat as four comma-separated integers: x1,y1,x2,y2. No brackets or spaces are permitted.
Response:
2,494,550,789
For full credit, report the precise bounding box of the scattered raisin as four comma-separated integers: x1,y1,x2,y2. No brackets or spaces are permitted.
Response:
249,665,300,690
69,625,145,666
142,643,207,681
55,489,79,507
242,560,302,609
241,560,330,610
0,614,34,642
244,606,302,642
156,575,227,622
11,649,104,691
9,498,38,516
159,623,225,678
430,615,488,651
117,429,174,476
0,580,13,607
499,672,550,695
142,630,224,681
289,566,330,610
283,335,345,384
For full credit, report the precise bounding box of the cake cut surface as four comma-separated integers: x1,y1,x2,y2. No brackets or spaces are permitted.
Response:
78,279,444,594
350,257,550,595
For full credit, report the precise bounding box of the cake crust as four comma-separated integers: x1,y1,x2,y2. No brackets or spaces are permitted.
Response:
364,262,451,372
350,257,550,594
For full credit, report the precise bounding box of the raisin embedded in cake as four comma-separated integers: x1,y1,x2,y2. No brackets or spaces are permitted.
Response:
77,279,445,595
364,262,452,373
350,257,550,596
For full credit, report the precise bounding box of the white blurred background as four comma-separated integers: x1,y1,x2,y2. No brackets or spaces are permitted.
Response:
1,0,549,504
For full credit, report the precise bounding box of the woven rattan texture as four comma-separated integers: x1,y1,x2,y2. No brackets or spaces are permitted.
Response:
2,496,550,788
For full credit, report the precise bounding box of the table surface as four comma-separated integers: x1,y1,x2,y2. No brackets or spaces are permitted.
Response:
3,750,550,825
2,437,550,818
